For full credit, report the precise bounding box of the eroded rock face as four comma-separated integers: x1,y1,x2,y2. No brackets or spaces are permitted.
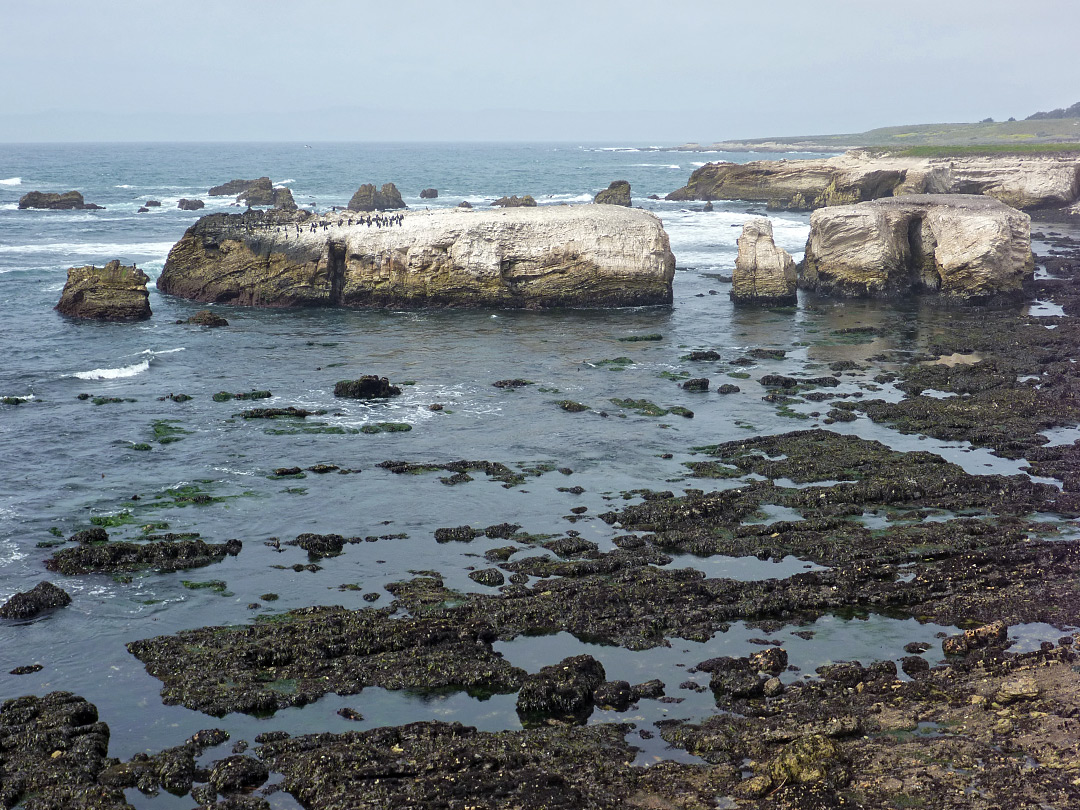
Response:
157,205,675,308
19,190,103,210
55,260,151,321
800,194,1034,300
348,182,406,212
731,218,797,304
594,180,631,206
667,149,1080,211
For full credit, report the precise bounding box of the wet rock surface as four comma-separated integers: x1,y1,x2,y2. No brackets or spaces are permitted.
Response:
46,537,241,575
0,581,72,619
55,260,151,321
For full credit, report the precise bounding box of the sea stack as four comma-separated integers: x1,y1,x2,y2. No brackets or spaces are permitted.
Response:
800,194,1034,300
594,181,632,206
55,260,151,320
158,205,675,309
731,218,797,304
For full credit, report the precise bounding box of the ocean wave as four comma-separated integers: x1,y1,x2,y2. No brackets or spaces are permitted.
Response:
538,193,593,204
72,347,185,380
277,178,295,185
0,240,176,257
1,394,34,402
630,163,681,169
0,176,21,186
115,184,134,189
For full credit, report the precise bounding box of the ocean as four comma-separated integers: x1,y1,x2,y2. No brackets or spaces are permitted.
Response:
0,142,1068,806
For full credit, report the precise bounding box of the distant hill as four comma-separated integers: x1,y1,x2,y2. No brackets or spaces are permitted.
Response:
675,116,1080,154
1027,101,1080,120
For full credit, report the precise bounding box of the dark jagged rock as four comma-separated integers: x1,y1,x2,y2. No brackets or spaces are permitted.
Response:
457,200,473,208
145,199,161,207
177,198,205,211
333,376,402,399
491,195,537,207
287,533,348,559
516,655,606,724
419,188,438,199
240,406,323,419
347,182,406,212
19,190,103,210
682,377,709,391
45,538,241,575
209,179,264,196
183,309,229,327
493,378,532,388
55,260,151,321
593,180,631,206
70,527,109,545
593,679,633,711
209,755,269,794
0,692,130,809
235,178,296,210
468,568,505,587
0,581,72,619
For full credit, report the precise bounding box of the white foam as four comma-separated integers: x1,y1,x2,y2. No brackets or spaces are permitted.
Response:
0,240,175,257
115,184,135,189
0,176,21,186
74,359,150,380
630,163,681,169
1,394,35,402
71,347,184,380
277,178,295,185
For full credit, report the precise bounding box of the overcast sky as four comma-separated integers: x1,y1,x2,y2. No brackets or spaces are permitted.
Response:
2,0,1077,143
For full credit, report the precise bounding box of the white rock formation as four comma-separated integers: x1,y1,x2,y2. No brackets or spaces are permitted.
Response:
800,194,1034,300
731,218,797,303
668,149,1080,211
159,204,676,308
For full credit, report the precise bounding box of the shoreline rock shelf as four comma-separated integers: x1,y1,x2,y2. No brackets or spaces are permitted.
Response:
157,204,675,308
667,149,1080,211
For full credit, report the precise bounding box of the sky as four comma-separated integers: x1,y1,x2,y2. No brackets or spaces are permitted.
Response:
2,0,1078,143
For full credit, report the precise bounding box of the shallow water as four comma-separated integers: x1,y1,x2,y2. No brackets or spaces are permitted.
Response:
1,144,1077,802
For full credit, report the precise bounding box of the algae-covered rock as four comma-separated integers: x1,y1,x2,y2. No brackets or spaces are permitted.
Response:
333,376,401,399
55,260,151,321
0,581,72,619
594,180,631,206
516,654,606,724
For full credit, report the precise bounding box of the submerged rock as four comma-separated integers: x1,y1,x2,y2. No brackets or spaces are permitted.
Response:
45,538,241,575
158,205,675,308
0,581,72,619
55,260,151,321
593,180,631,206
800,194,1034,300
731,218,797,304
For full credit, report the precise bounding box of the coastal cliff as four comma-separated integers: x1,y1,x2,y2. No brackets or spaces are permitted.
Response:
157,205,675,308
667,150,1080,211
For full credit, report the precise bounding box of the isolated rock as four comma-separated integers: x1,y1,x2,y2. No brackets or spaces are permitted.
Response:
491,195,537,207
19,190,103,210
158,205,675,308
183,309,228,327
55,260,151,320
348,183,406,212
516,654,606,723
334,376,401,399
458,200,473,209
667,149,1080,211
731,218,797,303
0,581,72,619
237,177,296,210
145,199,162,207
210,179,264,196
800,194,1034,300
594,180,631,206
419,188,438,199
177,198,205,211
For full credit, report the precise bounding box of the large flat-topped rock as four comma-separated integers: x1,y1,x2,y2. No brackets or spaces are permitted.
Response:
158,204,675,308
666,150,1080,211
800,194,1034,301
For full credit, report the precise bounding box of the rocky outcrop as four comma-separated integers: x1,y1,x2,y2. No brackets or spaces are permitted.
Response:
731,218,797,304
667,150,1080,211
209,178,264,196
237,178,296,210
491,195,536,207
800,194,1034,300
0,581,72,619
145,199,161,207
177,198,204,211
348,183,406,212
594,180,631,206
157,205,675,308
420,188,438,199
182,310,228,327
334,376,401,399
55,260,151,320
18,190,103,210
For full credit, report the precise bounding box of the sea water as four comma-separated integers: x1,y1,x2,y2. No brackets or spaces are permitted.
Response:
0,143,1070,793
